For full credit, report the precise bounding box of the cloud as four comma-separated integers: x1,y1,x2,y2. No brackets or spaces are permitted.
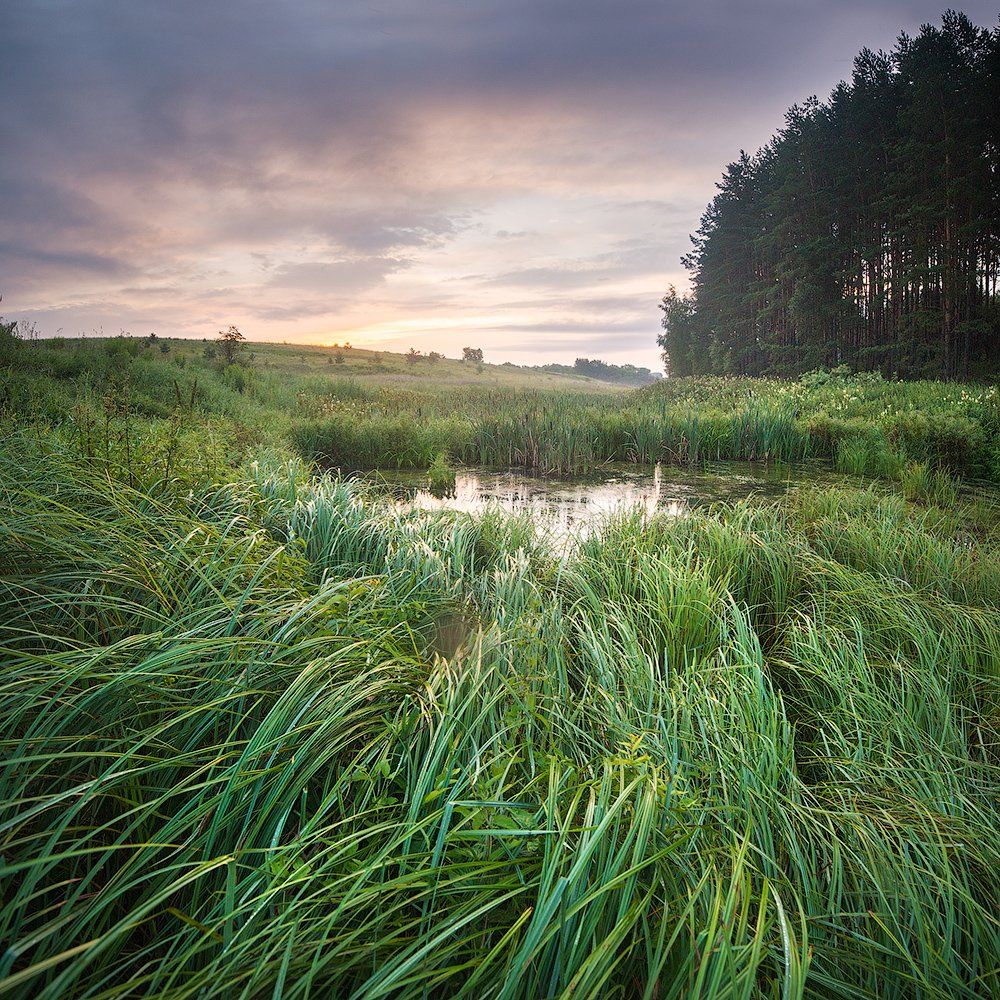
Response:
266,258,411,293
0,242,132,279
2,0,997,368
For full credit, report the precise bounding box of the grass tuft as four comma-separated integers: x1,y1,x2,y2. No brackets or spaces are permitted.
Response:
1,434,998,997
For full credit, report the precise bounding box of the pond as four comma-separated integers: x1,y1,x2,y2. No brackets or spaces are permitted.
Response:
360,462,831,533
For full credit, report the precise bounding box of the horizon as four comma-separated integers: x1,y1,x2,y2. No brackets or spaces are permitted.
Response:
4,1,998,370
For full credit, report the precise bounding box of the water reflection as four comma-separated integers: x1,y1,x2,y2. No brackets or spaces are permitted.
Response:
367,462,817,532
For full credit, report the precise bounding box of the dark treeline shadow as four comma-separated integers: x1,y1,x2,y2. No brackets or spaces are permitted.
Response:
661,11,1000,381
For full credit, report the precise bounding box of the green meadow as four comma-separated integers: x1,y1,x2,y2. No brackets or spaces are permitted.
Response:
2,331,999,997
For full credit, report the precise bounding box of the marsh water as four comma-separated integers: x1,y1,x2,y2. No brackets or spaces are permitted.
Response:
363,462,831,532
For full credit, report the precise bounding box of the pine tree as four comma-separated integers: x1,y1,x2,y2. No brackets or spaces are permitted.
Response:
669,12,999,380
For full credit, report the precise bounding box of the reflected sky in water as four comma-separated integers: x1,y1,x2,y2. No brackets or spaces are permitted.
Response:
367,463,823,532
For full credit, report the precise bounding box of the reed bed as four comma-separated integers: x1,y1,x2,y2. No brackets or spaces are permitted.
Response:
1,433,998,998
291,375,998,480
5,335,998,480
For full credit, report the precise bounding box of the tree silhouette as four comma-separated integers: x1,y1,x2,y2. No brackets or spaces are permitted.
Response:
217,325,245,365
667,12,1000,379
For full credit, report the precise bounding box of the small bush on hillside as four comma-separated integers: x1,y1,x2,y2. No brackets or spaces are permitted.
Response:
100,337,141,362
221,364,249,394
218,325,246,365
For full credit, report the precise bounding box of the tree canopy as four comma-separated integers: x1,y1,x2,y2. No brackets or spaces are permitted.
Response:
535,358,660,385
661,11,1000,380
217,325,245,365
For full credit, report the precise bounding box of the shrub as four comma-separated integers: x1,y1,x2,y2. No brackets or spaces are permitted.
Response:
427,451,457,497
835,435,904,479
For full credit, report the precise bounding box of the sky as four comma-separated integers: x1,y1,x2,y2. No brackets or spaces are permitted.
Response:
3,2,998,369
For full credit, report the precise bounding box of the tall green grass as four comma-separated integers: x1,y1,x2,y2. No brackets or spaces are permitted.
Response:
2,433,998,997
4,336,999,480
289,373,1000,478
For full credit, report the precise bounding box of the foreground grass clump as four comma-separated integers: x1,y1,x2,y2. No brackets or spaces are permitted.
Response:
901,460,960,507
1,434,998,998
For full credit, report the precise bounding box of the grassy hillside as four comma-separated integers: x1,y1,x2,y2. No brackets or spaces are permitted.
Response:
4,332,999,484
171,336,616,390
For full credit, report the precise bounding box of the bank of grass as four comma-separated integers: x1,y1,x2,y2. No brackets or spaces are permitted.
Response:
288,373,1000,487
279,371,1000,480
1,426,998,997
4,334,1000,482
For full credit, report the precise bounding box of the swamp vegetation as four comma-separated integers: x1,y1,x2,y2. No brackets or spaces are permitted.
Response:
1,331,999,997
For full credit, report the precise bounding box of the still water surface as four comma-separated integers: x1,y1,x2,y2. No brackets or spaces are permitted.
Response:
364,462,828,532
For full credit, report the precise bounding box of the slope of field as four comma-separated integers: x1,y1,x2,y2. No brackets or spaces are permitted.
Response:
180,337,619,390
4,334,1000,484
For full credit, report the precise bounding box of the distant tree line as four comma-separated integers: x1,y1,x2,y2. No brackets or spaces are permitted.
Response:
660,11,1000,380
533,358,661,385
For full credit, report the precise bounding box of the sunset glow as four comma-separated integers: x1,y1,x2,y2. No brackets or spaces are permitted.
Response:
4,1,996,367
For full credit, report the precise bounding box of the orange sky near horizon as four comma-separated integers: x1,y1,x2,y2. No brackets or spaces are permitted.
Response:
5,1,997,370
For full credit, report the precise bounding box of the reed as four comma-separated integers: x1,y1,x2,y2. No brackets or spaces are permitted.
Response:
1,436,998,998
4,337,999,480
427,452,457,497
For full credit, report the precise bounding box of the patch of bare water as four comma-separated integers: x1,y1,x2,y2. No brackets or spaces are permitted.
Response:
367,462,827,532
